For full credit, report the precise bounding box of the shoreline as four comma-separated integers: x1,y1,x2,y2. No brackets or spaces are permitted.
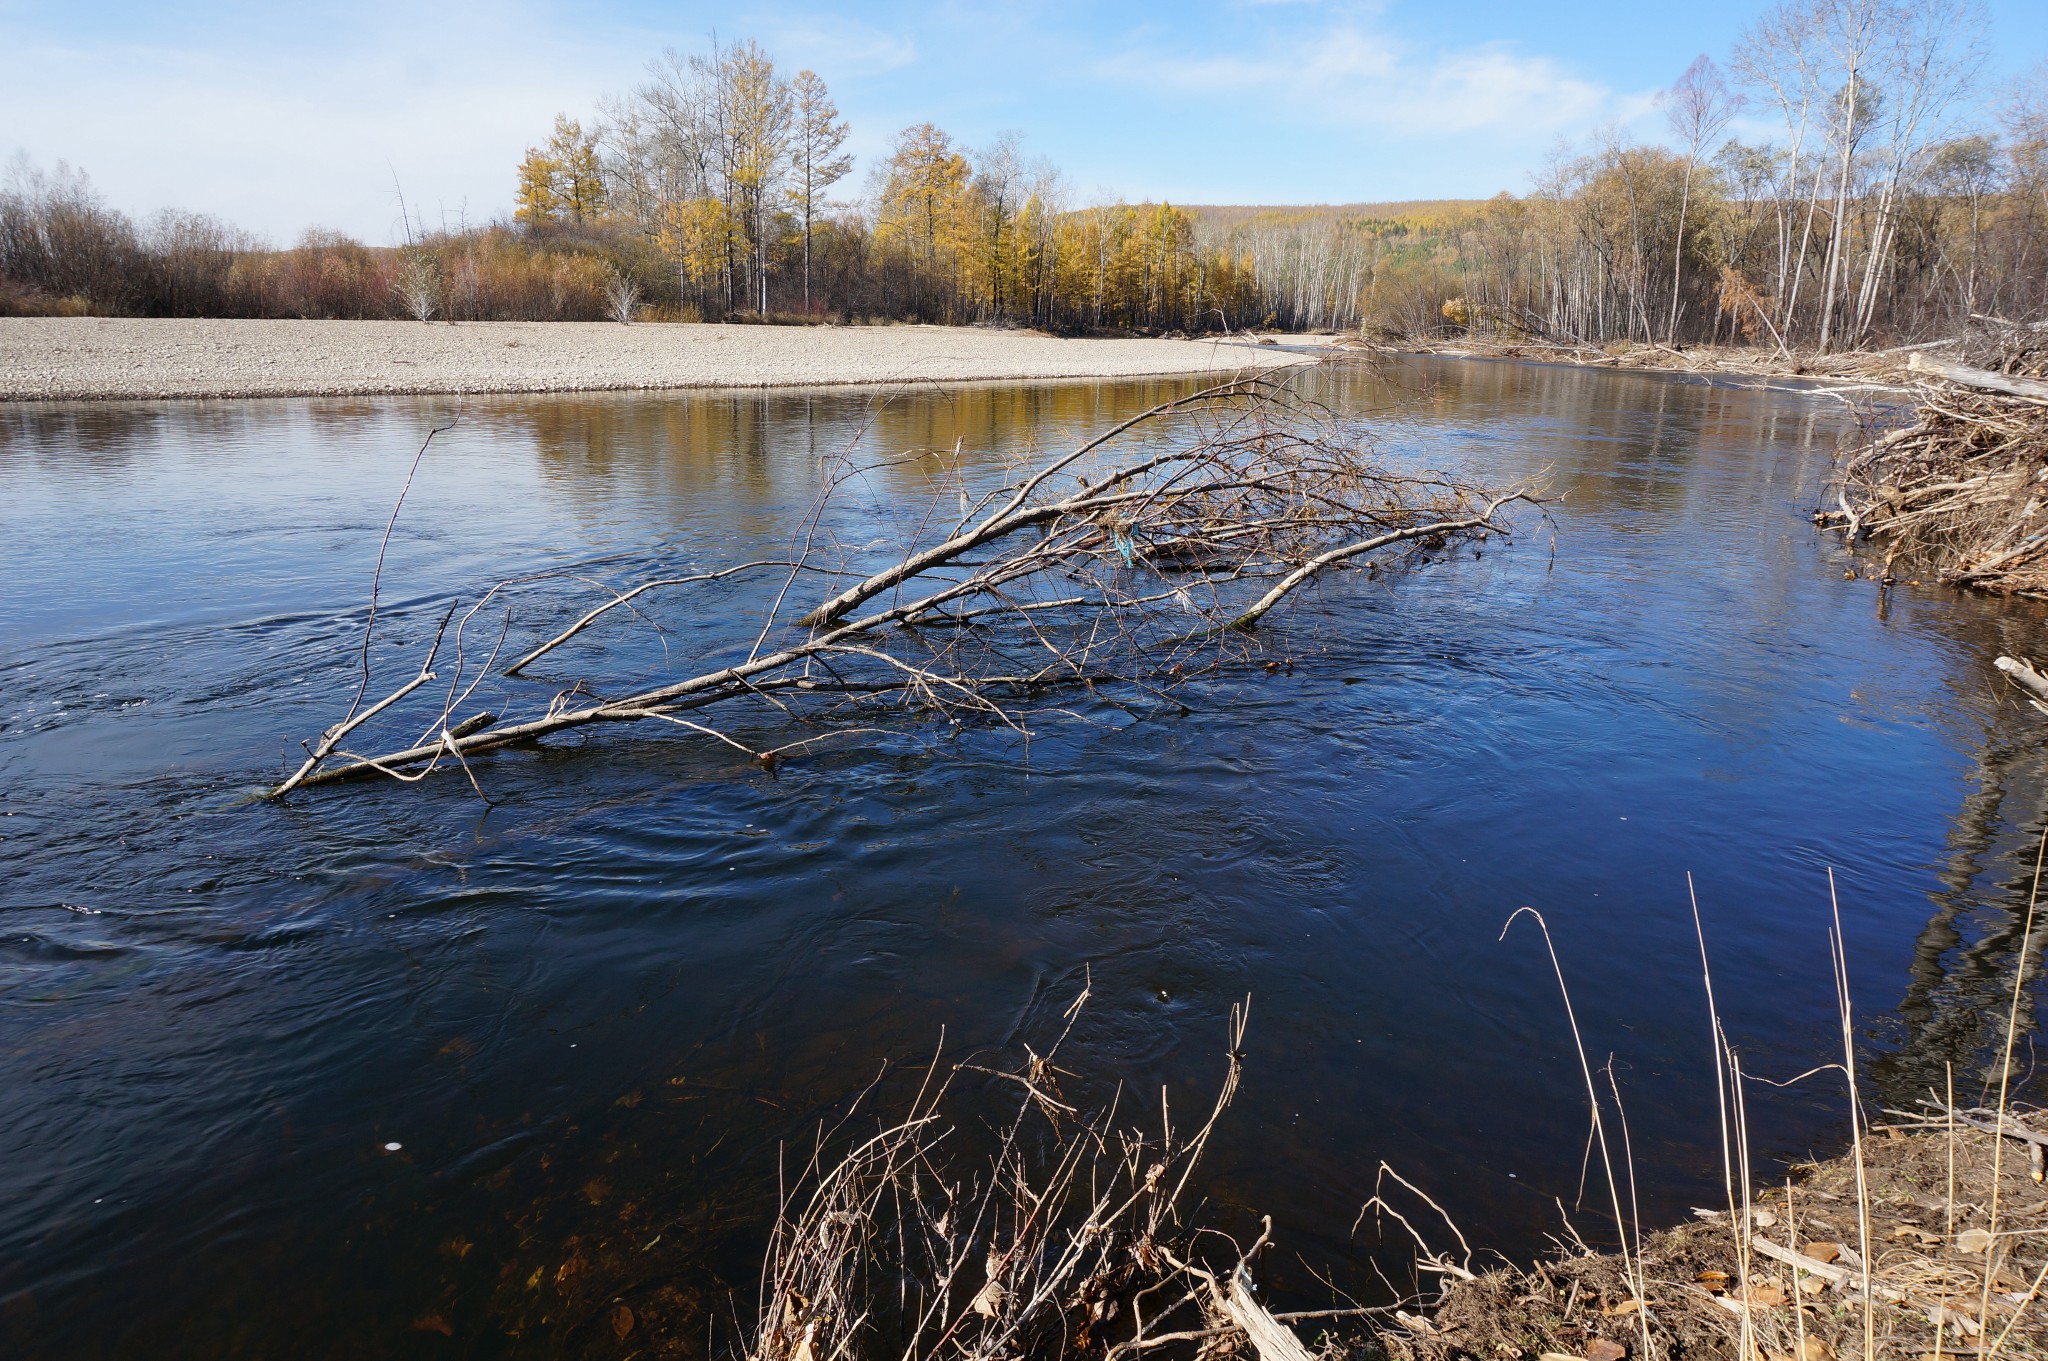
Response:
0,318,1329,403
1353,335,1919,387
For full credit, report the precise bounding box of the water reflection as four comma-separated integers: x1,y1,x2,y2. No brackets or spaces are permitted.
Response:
5,362,2048,1358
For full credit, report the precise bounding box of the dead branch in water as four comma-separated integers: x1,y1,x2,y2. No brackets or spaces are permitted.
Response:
271,374,1534,796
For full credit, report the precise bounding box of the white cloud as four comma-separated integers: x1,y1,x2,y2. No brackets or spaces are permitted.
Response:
1106,20,1630,145
0,2,643,242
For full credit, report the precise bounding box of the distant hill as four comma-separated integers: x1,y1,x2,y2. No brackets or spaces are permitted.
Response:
1181,201,1496,230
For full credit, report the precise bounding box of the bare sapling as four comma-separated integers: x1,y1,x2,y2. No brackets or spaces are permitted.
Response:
269,374,1535,797
395,248,441,323
602,264,642,323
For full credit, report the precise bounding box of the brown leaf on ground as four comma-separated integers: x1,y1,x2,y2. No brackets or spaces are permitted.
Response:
609,1304,635,1340
1585,1338,1627,1361
409,1314,454,1337
1801,1241,1842,1263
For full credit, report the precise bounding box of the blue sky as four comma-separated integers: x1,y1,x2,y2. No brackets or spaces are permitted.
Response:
3,0,2043,244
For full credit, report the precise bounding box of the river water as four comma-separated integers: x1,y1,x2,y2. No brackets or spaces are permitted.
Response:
6,357,2048,1357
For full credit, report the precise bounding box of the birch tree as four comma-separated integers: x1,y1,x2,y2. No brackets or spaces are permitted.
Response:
1662,57,1741,342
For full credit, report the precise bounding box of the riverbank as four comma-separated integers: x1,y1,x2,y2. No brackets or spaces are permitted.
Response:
0,318,1330,402
1375,1109,2048,1361
1352,335,1921,386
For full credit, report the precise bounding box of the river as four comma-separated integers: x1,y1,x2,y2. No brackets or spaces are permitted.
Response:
5,356,2047,1356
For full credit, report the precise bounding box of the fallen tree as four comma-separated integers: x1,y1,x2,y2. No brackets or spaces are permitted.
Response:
271,374,1534,797
1818,321,2048,594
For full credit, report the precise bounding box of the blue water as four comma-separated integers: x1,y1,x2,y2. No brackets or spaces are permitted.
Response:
4,358,2046,1356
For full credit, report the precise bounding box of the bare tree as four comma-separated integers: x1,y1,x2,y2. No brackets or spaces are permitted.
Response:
972,133,1027,320
1663,56,1742,343
601,264,642,323
394,248,441,323
1848,0,1987,341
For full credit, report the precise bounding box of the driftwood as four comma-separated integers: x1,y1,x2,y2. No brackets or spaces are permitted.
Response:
1996,655,2048,715
1908,352,2048,400
273,374,1534,796
1224,1271,1315,1361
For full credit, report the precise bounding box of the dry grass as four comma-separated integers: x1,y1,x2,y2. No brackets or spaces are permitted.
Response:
745,988,1291,1361
1374,852,2048,1361
1381,1112,2048,1361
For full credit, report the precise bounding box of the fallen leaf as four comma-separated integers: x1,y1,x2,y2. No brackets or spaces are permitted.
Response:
610,1305,635,1341
1603,1299,1641,1316
1802,1242,1843,1264
1957,1228,1993,1254
1799,1275,1827,1297
1586,1339,1627,1361
1696,1270,1730,1293
1740,1283,1786,1307
409,1314,454,1337
1755,1209,1779,1228
1538,1352,1584,1361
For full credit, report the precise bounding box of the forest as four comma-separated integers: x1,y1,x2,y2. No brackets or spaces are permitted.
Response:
3,0,2044,347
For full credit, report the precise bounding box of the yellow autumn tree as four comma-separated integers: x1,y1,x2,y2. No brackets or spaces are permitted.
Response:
550,116,606,225
659,197,741,299
515,115,606,229
514,149,561,229
714,40,791,313
876,123,971,315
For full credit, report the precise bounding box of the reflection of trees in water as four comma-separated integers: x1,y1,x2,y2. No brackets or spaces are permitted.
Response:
485,379,1216,536
1867,606,2048,1106
1307,356,1845,522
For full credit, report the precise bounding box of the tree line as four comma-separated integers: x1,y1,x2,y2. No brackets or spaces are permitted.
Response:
1368,0,2047,347
4,3,2044,347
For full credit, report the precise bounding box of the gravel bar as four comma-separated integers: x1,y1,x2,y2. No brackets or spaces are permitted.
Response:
0,318,1326,402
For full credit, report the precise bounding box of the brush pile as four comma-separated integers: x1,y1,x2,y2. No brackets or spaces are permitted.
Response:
1820,321,2048,595
1379,1104,2048,1361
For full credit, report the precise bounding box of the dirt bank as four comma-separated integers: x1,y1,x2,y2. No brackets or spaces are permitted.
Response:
0,318,1329,402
